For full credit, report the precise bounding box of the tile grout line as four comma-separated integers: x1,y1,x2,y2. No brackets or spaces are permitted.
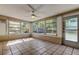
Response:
71,48,74,55
13,44,23,55
2,42,4,55
61,46,67,55
51,45,61,55
41,44,56,55
8,46,13,55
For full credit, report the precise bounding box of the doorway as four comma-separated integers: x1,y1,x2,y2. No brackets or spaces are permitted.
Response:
63,15,79,48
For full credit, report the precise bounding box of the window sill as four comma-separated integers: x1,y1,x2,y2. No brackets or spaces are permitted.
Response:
32,33,57,37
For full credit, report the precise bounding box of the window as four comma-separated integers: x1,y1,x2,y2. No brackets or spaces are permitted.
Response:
32,21,45,33
8,21,20,34
8,21,30,34
64,17,78,42
32,17,57,36
46,18,57,35
21,22,30,33
32,22,38,33
37,21,45,33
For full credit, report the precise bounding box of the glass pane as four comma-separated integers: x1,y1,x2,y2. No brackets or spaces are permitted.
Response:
65,17,78,42
9,21,20,34
46,19,57,35
9,24,20,27
32,22,38,33
37,21,45,33
21,22,30,33
32,21,45,33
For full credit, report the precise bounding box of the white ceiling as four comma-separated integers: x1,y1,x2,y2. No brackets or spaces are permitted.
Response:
0,4,79,21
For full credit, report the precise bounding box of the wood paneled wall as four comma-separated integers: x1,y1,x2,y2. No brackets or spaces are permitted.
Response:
32,34,62,44
0,34,31,42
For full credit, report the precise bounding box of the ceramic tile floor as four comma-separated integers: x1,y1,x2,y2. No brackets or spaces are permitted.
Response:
0,38,79,55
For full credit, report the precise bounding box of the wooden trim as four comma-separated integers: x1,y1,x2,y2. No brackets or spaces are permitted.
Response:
7,20,9,35
61,16,65,45
77,15,79,42
5,20,7,35
55,18,58,36
0,15,8,20
33,16,57,22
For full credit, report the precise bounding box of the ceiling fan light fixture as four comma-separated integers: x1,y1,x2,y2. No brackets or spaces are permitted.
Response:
31,14,36,19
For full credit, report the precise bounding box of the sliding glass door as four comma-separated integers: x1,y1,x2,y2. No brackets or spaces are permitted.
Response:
63,15,79,48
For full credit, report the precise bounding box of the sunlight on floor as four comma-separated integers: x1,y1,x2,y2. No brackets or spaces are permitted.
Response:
7,38,34,46
7,40,23,46
23,38,35,41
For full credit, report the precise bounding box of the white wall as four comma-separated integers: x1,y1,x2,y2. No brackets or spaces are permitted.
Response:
0,21,6,35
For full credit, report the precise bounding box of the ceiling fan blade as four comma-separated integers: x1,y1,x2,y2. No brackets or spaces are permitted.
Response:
35,5,45,11
27,4,36,11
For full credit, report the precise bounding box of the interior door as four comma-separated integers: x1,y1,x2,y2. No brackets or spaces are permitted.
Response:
63,15,79,48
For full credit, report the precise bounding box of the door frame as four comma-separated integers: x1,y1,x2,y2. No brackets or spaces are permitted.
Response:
62,15,79,48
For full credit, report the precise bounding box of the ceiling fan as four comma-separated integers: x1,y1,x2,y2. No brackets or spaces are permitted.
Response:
27,4,37,19
27,4,45,19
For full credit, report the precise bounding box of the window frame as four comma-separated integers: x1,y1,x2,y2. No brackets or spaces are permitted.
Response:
45,18,57,36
